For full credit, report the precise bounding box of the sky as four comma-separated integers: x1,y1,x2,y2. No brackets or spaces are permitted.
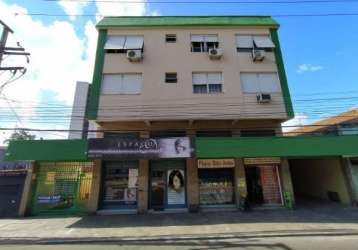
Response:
0,0,358,144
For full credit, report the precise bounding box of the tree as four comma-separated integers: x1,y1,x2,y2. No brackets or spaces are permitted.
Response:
4,129,36,144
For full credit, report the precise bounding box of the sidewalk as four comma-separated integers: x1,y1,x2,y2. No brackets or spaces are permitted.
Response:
0,206,357,244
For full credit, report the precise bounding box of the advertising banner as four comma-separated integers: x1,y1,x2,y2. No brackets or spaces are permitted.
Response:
167,169,185,205
88,137,193,160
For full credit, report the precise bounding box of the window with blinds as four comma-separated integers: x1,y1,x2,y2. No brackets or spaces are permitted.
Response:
192,72,223,94
240,73,281,94
101,73,143,94
191,34,219,52
104,35,144,53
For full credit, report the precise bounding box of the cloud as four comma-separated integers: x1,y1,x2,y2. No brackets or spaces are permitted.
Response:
95,0,146,17
0,0,98,145
281,113,308,133
296,64,324,74
57,1,89,20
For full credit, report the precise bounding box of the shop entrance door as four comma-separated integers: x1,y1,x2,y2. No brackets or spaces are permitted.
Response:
150,160,186,210
150,170,166,210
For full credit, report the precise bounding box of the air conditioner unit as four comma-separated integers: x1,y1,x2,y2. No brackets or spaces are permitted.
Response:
208,48,223,60
257,93,271,103
126,49,143,62
252,49,265,62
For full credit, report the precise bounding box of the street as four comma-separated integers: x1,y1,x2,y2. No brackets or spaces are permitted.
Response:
1,234,358,250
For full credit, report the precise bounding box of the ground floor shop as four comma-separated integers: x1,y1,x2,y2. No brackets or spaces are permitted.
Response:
5,134,358,215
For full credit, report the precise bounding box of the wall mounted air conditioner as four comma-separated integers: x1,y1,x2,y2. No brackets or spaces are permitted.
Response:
257,93,271,103
252,49,265,62
126,49,143,62
208,48,223,60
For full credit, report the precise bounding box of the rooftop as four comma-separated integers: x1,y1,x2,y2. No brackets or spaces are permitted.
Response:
288,108,358,136
96,16,279,29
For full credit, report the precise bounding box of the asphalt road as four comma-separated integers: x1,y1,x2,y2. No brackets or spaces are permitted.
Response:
1,234,358,250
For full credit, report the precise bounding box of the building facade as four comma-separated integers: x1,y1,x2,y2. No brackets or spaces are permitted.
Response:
6,16,358,216
81,16,294,213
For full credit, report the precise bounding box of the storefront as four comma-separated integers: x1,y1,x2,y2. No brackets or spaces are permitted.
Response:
243,158,283,206
87,136,194,212
198,159,235,206
100,161,138,210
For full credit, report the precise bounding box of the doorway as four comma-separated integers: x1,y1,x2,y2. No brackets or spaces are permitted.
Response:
245,165,282,206
149,160,186,210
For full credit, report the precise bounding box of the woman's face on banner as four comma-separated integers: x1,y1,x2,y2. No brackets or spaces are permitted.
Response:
173,175,181,190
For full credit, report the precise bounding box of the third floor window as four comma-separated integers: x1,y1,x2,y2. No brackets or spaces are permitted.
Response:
101,73,143,95
104,35,144,53
191,35,219,52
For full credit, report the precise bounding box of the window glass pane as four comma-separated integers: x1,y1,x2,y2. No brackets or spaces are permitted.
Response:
192,73,207,85
191,42,203,52
258,73,281,93
206,42,218,51
207,73,222,84
124,35,144,49
204,35,218,42
236,35,253,48
191,35,205,42
122,74,142,94
166,34,176,43
240,73,259,93
104,35,126,50
193,85,207,94
101,74,122,94
208,84,222,93
253,35,275,48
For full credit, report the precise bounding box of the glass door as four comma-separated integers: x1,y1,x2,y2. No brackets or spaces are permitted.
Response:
150,170,166,210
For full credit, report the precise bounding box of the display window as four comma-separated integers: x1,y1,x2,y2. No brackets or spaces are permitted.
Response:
150,160,186,210
101,161,138,210
198,168,234,205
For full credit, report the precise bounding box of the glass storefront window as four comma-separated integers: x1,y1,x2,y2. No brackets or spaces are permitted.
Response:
199,168,234,205
101,161,138,209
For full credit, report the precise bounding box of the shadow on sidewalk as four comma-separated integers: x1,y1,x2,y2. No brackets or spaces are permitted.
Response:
66,208,358,229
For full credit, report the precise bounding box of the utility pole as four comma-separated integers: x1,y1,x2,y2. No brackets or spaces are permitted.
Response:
0,20,30,94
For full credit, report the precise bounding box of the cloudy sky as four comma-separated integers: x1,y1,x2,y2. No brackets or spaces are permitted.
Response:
0,0,358,143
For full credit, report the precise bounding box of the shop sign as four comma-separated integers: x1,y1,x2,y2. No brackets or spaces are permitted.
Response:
88,137,194,160
198,159,235,169
244,157,281,165
37,195,61,204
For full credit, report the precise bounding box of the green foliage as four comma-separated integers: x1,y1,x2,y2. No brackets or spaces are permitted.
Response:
4,129,36,144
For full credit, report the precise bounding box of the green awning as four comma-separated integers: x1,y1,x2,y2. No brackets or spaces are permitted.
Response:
5,139,88,161
195,135,358,158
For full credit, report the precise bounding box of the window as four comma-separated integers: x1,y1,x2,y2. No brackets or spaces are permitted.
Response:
104,35,144,53
236,35,275,52
166,34,177,43
192,72,223,94
101,73,142,94
240,73,281,93
196,130,232,137
165,73,178,83
191,35,219,52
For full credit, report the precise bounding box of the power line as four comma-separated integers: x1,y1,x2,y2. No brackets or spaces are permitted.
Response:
13,12,358,18
42,0,358,4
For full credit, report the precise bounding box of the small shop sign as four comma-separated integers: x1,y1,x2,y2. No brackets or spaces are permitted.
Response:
88,137,194,160
244,157,281,165
198,159,235,168
37,195,61,204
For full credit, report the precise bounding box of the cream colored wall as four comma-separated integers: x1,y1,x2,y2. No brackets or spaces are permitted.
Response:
98,27,286,122
290,158,351,205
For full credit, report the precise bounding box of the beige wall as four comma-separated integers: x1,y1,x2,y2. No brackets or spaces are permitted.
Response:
97,27,287,122
290,158,351,204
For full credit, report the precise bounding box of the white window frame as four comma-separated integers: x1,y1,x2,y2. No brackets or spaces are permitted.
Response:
240,72,281,94
236,34,275,49
192,72,223,94
101,73,143,95
104,35,144,51
191,34,219,52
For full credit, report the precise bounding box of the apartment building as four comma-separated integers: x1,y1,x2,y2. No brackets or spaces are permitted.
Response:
82,16,294,213
7,16,358,216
